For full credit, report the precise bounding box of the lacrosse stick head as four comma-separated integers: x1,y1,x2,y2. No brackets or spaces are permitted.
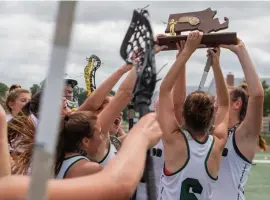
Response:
120,8,156,117
120,9,153,66
89,55,101,92
85,54,102,95
86,54,102,69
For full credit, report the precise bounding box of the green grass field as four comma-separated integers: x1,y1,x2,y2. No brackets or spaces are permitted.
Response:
245,152,270,200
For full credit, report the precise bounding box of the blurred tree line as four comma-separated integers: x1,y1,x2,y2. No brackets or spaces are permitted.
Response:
262,80,270,117
2,80,269,120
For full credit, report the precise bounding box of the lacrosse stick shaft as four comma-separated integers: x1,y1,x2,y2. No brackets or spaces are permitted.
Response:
128,103,134,130
145,151,157,200
137,103,157,200
198,55,212,91
120,8,156,200
27,2,77,200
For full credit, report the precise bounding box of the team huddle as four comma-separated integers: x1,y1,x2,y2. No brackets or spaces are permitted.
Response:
0,30,265,200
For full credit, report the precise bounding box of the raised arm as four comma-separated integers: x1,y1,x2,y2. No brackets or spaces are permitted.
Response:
209,48,230,150
0,104,11,177
77,64,132,112
98,66,136,134
172,41,186,126
158,31,202,142
0,113,162,200
221,39,264,138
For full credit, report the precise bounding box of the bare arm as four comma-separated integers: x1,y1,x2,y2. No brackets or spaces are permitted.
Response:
98,67,136,134
158,34,199,142
221,39,264,138
117,127,127,137
0,105,11,177
210,49,230,151
172,41,186,126
66,161,102,178
236,45,264,137
119,134,128,143
78,65,132,112
0,113,161,200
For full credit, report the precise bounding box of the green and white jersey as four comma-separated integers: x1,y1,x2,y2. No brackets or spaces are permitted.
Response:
56,155,89,179
98,141,118,167
158,129,216,200
212,124,252,200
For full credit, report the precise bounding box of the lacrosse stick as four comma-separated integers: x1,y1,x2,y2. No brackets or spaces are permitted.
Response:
120,8,157,200
198,49,217,91
84,57,92,95
128,103,135,130
27,2,77,200
84,55,102,96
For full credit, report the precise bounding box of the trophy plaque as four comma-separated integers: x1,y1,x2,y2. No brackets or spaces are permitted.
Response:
158,8,237,50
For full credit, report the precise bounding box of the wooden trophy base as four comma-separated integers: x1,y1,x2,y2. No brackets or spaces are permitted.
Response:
158,32,237,51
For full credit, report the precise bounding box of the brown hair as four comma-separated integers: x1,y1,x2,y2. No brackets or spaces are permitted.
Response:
8,84,21,93
183,91,214,133
230,83,267,151
54,111,97,176
5,88,30,113
258,135,267,151
7,92,42,175
8,113,36,175
229,83,249,121
8,91,41,150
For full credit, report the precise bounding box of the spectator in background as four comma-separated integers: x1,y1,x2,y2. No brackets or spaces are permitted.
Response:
5,86,31,121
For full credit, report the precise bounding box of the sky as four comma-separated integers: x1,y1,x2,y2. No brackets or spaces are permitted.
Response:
0,1,270,91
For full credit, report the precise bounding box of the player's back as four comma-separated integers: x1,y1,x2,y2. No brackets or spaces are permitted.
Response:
212,124,252,200
158,130,217,200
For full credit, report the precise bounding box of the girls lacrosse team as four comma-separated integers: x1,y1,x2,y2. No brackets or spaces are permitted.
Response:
0,15,265,200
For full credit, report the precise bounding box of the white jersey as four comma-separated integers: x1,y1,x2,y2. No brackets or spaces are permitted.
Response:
56,155,89,179
212,124,252,200
135,140,164,200
98,141,117,167
158,130,216,200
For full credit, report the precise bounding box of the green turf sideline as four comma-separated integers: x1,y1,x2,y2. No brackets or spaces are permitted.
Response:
246,163,270,200
253,160,270,164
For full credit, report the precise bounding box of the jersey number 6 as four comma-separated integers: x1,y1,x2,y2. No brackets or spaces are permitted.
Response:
180,178,203,200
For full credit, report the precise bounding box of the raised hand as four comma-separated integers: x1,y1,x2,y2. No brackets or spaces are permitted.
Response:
207,47,221,67
155,34,168,54
219,38,245,55
176,40,185,58
131,112,162,149
183,31,203,54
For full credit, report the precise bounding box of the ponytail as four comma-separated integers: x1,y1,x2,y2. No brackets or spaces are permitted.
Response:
54,117,66,176
239,82,248,94
258,135,267,152
230,82,249,122
8,113,35,175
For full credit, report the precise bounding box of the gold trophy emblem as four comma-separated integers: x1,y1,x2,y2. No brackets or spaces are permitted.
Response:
178,16,200,26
